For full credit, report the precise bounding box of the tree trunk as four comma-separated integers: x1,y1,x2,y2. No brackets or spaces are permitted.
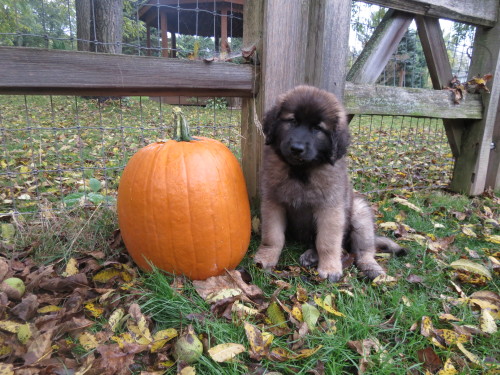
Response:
94,0,123,54
75,0,91,51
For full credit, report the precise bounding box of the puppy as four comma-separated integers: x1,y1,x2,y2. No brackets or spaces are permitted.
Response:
253,85,403,282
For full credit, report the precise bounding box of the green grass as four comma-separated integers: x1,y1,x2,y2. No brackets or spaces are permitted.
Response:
1,95,498,374
130,190,499,374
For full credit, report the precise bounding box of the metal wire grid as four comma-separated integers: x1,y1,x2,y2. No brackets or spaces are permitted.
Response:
0,1,475,216
0,95,241,215
0,0,244,58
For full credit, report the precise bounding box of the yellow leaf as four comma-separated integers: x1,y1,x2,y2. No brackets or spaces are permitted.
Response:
392,197,423,213
65,258,79,276
108,308,125,332
479,309,497,334
435,329,468,345
111,332,134,349
127,323,152,345
269,345,322,362
379,222,398,231
37,305,62,314
79,332,99,350
205,288,241,304
291,305,303,322
179,366,196,375
313,295,345,317
84,302,104,318
438,313,461,322
208,343,246,362
437,358,458,375
0,363,14,375
267,301,288,329
371,274,397,287
93,268,122,283
17,324,31,344
232,302,259,318
457,343,482,366
296,285,308,303
420,316,434,337
0,320,23,333
151,328,178,353
449,260,492,280
485,234,500,244
244,322,269,359
461,225,477,238
0,344,12,357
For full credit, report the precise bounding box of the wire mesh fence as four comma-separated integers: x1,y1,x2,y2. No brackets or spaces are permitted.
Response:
0,1,476,216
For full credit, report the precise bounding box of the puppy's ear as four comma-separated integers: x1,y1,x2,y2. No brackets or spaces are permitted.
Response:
262,104,281,145
332,113,350,159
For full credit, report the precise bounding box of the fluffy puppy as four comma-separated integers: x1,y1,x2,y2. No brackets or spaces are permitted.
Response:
253,85,403,282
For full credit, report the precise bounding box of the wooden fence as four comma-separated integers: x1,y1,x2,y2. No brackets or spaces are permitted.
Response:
1,0,499,199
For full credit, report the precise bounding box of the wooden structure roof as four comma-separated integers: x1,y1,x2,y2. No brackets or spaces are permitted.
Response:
138,0,244,38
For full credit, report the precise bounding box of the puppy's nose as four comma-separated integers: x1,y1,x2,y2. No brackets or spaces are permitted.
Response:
290,143,305,155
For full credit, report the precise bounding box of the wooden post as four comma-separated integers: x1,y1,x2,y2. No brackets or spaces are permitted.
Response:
416,16,463,158
449,7,500,195
241,0,264,201
160,11,168,57
305,0,351,99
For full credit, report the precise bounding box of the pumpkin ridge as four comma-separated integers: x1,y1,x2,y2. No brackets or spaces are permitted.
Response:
145,143,164,270
180,143,199,278
207,143,234,271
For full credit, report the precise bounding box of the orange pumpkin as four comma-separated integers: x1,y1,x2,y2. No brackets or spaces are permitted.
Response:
117,109,251,280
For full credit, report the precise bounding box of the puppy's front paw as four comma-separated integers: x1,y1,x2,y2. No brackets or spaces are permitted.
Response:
362,268,386,280
317,261,343,283
317,267,343,283
299,249,319,267
253,246,282,270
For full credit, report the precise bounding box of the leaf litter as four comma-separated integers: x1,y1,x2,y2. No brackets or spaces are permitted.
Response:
0,191,499,374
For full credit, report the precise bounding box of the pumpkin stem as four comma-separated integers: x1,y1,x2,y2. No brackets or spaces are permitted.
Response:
173,107,192,142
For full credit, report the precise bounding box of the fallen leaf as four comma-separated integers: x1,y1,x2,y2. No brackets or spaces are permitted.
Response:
417,347,443,373
208,343,246,362
449,259,492,280
302,303,320,332
437,358,458,375
461,225,477,238
371,274,397,287
79,332,99,350
151,328,178,352
313,295,345,317
65,258,79,276
456,342,482,366
244,322,269,360
479,309,497,334
392,197,423,213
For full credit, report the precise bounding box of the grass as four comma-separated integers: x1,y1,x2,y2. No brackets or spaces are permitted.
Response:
1,95,498,374
129,191,499,374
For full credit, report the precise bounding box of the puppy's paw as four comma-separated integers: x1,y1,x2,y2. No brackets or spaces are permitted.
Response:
317,267,343,283
253,246,282,270
317,261,343,283
362,268,386,280
299,249,319,267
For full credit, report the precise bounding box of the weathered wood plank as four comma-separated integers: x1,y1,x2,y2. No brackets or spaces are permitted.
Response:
416,15,463,157
347,10,414,84
449,10,500,195
241,0,265,201
0,46,254,97
305,0,351,99
362,0,497,27
344,83,483,119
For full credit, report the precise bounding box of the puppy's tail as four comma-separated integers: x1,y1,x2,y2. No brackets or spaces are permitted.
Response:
375,236,407,256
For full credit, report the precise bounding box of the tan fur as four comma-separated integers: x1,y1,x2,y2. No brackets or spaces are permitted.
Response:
254,85,403,282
